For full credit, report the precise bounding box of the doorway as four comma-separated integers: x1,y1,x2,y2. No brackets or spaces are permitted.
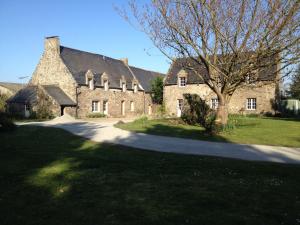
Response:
60,106,65,116
177,99,183,117
121,101,125,116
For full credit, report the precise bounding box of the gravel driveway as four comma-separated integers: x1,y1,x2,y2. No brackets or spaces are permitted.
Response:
21,116,300,164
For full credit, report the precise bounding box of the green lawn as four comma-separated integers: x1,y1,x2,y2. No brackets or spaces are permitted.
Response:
0,126,300,225
116,116,300,147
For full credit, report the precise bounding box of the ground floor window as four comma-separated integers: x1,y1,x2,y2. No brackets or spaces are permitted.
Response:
211,98,219,110
247,98,257,110
103,100,108,115
25,104,31,111
92,101,99,112
130,101,134,112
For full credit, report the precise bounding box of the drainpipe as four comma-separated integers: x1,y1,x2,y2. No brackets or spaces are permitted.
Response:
75,85,79,118
143,91,146,115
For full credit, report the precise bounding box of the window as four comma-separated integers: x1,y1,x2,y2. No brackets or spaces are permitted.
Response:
104,80,109,91
211,98,219,110
247,98,256,110
133,84,138,93
130,101,134,112
92,101,99,112
25,104,30,111
103,100,108,115
122,82,126,92
88,78,94,90
179,77,186,87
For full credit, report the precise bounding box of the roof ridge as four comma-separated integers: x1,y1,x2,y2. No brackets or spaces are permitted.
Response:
60,46,127,65
60,45,165,75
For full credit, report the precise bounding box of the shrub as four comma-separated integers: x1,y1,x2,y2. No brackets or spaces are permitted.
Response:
150,76,164,104
0,93,8,112
86,113,106,118
181,94,216,133
0,112,16,132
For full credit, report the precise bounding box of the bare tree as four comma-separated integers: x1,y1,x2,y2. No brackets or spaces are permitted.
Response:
118,0,300,125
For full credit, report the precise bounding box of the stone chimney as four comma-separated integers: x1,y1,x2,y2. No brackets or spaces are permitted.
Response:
44,36,60,55
121,58,129,66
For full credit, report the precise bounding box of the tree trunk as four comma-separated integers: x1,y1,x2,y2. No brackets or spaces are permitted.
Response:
215,94,230,126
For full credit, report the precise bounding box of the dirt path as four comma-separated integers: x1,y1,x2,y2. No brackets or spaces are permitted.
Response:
20,116,300,164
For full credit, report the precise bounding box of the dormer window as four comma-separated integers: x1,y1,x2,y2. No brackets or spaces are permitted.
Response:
122,82,126,92
179,77,186,87
101,72,109,91
85,70,94,90
103,79,109,91
133,83,138,93
88,78,94,90
178,69,187,87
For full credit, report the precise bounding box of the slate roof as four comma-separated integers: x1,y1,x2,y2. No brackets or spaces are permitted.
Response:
0,82,23,94
60,46,164,92
165,55,277,85
129,66,164,92
43,85,76,106
7,86,37,104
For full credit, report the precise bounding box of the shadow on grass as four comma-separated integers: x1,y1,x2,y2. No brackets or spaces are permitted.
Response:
1,125,300,225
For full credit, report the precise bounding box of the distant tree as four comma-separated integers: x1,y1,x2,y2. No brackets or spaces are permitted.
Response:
119,0,300,126
0,94,8,112
289,65,300,99
151,76,164,104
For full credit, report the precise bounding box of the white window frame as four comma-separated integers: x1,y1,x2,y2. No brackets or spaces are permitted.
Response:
92,101,99,112
211,98,219,110
130,101,134,112
246,98,257,110
178,77,186,87
103,100,108,115
103,80,109,91
25,104,31,111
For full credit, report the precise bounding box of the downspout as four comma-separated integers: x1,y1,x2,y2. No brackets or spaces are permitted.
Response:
75,85,79,118
143,91,146,114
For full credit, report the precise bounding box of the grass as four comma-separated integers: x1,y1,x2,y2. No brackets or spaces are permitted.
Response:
116,116,300,147
0,126,300,225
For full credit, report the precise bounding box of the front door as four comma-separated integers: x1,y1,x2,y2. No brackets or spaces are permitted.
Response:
121,101,125,116
177,99,183,117
61,106,65,116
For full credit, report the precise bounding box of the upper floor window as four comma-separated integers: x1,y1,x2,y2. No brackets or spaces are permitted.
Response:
122,82,126,92
103,80,109,91
133,84,138,93
211,98,219,110
179,77,186,87
247,98,256,110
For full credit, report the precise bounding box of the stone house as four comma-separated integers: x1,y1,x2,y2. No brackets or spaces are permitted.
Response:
8,36,164,118
164,57,280,117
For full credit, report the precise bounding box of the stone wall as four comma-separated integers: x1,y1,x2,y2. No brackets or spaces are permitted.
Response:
28,37,157,118
77,86,153,118
30,38,77,102
164,82,277,116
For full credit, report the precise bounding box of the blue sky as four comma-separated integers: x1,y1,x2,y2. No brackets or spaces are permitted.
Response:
0,0,169,83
